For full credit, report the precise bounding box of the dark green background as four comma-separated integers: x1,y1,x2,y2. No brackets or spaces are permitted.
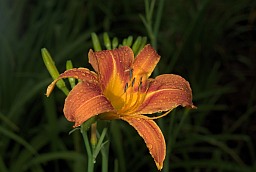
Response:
1,0,256,171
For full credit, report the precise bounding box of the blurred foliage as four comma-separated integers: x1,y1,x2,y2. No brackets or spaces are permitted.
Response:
0,0,256,172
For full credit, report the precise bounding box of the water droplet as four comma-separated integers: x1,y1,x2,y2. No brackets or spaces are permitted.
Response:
148,144,153,150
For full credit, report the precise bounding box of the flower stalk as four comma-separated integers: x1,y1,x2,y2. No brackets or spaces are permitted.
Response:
80,118,109,172
81,123,94,172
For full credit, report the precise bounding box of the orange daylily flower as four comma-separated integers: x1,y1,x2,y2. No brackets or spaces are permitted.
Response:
46,44,195,170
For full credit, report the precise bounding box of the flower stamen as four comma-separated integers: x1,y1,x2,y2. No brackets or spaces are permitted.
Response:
129,68,133,79
131,77,136,87
147,109,172,119
125,77,150,114
119,75,150,115
124,83,129,93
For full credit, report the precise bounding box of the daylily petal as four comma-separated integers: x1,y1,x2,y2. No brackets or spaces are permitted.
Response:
64,82,114,127
132,44,160,78
121,117,166,170
46,68,98,97
88,46,134,109
134,74,195,115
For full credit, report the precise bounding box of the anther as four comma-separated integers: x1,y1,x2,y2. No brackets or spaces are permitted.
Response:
138,77,143,89
129,68,133,79
124,83,128,92
131,78,136,87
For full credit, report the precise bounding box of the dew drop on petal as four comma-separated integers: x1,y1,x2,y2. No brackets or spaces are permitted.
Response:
148,144,153,150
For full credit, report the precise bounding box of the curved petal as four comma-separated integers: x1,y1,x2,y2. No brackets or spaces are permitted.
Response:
121,117,166,170
88,46,134,109
64,82,114,127
135,74,195,114
132,44,160,78
46,68,98,96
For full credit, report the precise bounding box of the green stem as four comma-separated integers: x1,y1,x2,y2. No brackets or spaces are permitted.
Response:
93,128,108,160
153,0,165,50
100,141,109,172
81,125,94,172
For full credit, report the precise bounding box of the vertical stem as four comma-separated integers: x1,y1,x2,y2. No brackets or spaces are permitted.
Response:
81,124,94,172
110,121,126,172
101,142,109,172
153,0,165,50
